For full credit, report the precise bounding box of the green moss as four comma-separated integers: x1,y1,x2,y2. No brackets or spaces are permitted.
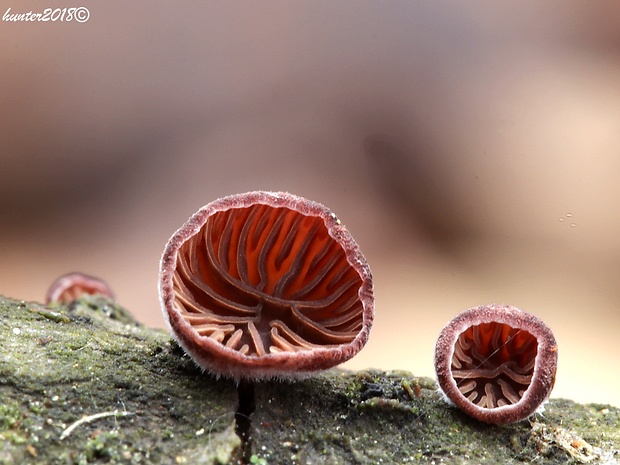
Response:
0,404,21,430
1,295,619,464
0,295,238,465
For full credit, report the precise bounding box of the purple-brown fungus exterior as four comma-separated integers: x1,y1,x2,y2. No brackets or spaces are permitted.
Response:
159,191,374,380
46,272,115,304
434,304,558,424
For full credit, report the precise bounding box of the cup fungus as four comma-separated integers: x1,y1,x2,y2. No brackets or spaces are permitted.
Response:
159,191,374,380
434,304,558,424
46,272,115,304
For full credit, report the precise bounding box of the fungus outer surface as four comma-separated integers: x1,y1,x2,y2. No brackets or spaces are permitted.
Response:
159,191,374,380
434,304,558,424
46,272,115,304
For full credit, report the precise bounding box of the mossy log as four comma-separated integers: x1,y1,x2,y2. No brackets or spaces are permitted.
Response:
0,295,618,464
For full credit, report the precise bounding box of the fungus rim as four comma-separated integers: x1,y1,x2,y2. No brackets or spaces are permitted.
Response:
434,304,558,424
46,272,115,304
159,191,374,380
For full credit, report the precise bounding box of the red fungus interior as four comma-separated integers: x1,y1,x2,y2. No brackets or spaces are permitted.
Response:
451,322,538,408
172,205,364,357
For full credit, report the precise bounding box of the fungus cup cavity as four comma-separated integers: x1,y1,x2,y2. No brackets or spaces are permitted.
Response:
159,191,374,380
434,304,558,424
46,272,115,304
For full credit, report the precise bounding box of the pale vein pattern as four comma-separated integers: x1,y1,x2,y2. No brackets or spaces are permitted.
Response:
172,205,363,357
451,323,537,408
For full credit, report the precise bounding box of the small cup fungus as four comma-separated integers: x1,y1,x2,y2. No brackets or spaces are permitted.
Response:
434,304,558,424
159,191,374,380
46,272,115,304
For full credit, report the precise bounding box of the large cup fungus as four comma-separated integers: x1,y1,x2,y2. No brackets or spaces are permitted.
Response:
159,191,374,380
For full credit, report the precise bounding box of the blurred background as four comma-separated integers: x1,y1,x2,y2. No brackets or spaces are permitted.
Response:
1,1,619,407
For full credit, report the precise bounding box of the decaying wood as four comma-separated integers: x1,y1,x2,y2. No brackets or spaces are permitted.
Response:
0,295,618,464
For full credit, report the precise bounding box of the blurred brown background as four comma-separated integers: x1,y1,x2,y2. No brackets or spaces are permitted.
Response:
1,1,619,407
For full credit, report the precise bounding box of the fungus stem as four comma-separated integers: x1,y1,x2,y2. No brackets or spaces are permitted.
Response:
235,379,256,464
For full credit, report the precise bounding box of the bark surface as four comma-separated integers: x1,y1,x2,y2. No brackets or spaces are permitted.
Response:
0,295,618,464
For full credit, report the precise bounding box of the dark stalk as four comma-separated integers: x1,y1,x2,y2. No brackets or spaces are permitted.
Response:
234,379,256,464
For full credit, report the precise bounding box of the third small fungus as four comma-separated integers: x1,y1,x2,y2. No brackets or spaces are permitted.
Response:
46,272,115,304
159,191,374,380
